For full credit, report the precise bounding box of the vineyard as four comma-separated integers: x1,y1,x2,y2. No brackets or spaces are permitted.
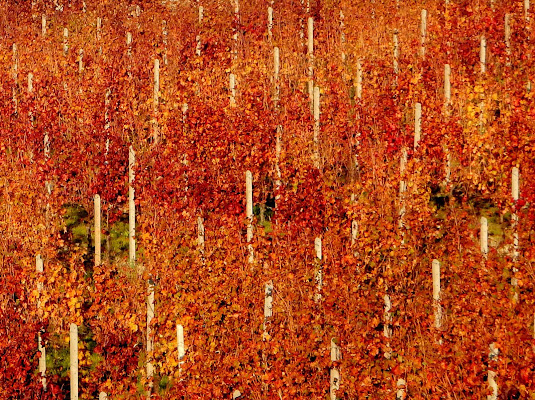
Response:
1,0,535,399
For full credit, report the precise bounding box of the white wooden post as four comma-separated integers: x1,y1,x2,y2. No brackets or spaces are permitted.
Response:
340,10,346,62
153,59,160,143
480,216,488,257
126,32,132,59
63,28,69,56
264,280,273,332
330,338,341,400
479,36,487,131
78,49,83,73
526,0,530,20
384,293,392,358
414,103,422,149
229,73,236,107
162,20,168,65
268,6,273,41
92,195,101,269
105,89,111,155
12,44,18,114
70,323,78,400
512,166,519,261
356,60,363,100
396,379,406,400
177,324,185,360
129,146,136,268
420,9,427,58
432,259,442,329
196,6,203,56
512,167,520,301
36,255,46,390
28,73,34,125
146,282,155,399
444,64,451,108
99,393,107,400
399,148,408,235
351,220,358,245
307,17,314,111
505,14,512,66
274,46,282,191
233,0,240,61
273,46,280,103
444,64,451,183
393,30,399,74
96,17,101,41
313,86,320,168
42,14,46,36
177,324,185,373
246,171,253,263
314,237,323,302
197,216,205,253
480,36,487,74
488,343,499,400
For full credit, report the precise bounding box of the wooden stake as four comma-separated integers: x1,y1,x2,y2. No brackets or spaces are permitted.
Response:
340,10,346,62
12,44,18,114
146,282,155,399
126,32,132,59
396,379,406,400
268,6,273,41
505,14,512,67
488,343,499,400
314,237,322,302
384,294,392,357
96,17,102,41
162,20,168,65
480,216,488,257
246,170,253,263
233,0,239,62
420,9,427,58
129,146,136,268
70,323,78,400
432,259,442,329
197,216,205,253
63,28,69,56
230,73,236,107
307,17,314,112
177,324,185,360
99,393,107,400
264,281,273,320
444,64,451,183
444,64,451,108
399,148,408,236
273,46,280,103
480,36,487,74
196,6,203,56
36,255,46,390
512,166,519,261
356,60,363,100
393,30,399,75
414,103,422,149
42,14,46,36
94,194,101,267
153,59,160,143
78,49,83,73
313,86,320,168
330,338,341,400
512,166,520,301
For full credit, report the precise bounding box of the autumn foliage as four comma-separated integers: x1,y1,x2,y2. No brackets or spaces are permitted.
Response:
1,0,535,399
